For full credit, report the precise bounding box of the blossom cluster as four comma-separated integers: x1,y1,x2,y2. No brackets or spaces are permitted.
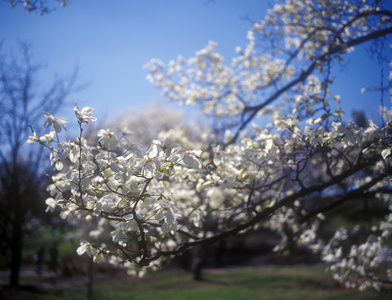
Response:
28,98,392,284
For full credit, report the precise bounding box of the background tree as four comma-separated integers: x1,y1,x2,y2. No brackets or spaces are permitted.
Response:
0,42,78,287
29,0,392,291
93,101,189,147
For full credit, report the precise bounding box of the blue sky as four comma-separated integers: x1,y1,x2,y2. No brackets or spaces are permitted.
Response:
1,0,391,127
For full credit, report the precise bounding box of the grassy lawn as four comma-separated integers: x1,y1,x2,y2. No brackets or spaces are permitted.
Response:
2,265,391,300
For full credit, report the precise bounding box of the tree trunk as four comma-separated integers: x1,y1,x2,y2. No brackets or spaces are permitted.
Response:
87,256,94,299
9,176,24,289
191,245,207,281
9,219,23,288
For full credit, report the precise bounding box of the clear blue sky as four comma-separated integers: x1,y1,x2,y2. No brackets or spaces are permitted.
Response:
0,0,390,126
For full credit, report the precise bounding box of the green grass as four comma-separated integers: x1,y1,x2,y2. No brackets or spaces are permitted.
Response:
2,266,391,300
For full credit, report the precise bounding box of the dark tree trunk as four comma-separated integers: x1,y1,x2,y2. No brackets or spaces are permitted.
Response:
9,218,23,288
87,256,94,299
9,173,24,289
191,245,207,281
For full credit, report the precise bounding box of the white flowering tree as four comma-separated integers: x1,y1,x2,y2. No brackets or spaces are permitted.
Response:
29,0,392,291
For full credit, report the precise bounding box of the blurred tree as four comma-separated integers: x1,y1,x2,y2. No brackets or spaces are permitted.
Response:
352,109,368,129
0,42,78,287
97,101,209,150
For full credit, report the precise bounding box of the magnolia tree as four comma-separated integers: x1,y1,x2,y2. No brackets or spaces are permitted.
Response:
29,0,392,291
